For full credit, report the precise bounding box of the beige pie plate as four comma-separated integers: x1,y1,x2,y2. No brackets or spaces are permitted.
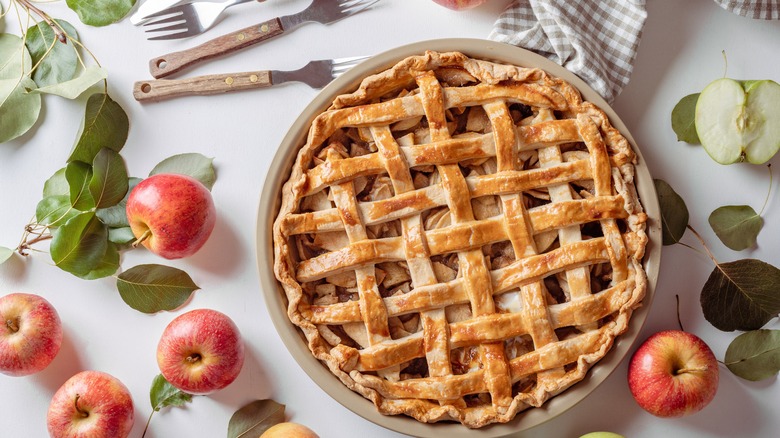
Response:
257,38,662,437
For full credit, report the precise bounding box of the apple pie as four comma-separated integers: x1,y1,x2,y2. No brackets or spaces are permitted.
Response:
273,51,648,428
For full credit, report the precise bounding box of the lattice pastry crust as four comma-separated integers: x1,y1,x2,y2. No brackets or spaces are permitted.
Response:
273,51,648,428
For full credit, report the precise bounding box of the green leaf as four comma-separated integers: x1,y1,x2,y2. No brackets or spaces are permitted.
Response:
66,0,136,27
43,167,69,197
700,259,780,331
68,93,129,164
50,212,108,277
150,374,192,412
0,76,42,143
0,246,13,264
671,93,701,144
654,179,689,245
78,241,119,280
724,329,780,381
708,205,763,251
65,161,95,211
227,400,286,438
36,195,80,228
150,153,216,191
89,148,128,208
31,66,106,99
108,226,135,245
25,20,79,87
96,177,141,227
116,264,199,313
0,34,32,79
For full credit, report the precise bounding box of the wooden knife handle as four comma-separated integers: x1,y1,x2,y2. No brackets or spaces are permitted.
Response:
133,70,272,102
149,17,283,79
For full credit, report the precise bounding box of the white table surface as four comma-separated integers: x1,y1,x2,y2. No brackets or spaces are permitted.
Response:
2,0,779,436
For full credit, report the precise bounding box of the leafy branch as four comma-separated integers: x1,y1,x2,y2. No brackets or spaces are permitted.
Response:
655,178,780,381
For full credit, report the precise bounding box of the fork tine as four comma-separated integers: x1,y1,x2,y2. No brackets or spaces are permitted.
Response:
341,0,381,15
147,27,202,41
143,14,186,28
333,55,370,65
142,5,187,20
144,22,190,34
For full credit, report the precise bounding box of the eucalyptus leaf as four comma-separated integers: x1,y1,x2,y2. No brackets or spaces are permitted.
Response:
708,205,763,251
78,241,119,280
671,93,701,144
150,153,216,191
96,177,141,227
724,329,780,381
116,264,199,313
0,34,32,79
66,0,136,27
227,400,285,438
0,246,13,264
31,66,106,99
0,77,42,143
25,20,79,87
65,161,95,211
108,226,135,245
89,148,128,208
68,93,129,164
701,259,780,331
150,374,192,411
50,212,108,277
36,195,80,228
43,167,69,197
654,179,689,245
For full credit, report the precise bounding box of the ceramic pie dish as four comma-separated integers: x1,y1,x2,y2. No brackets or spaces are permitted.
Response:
257,38,661,437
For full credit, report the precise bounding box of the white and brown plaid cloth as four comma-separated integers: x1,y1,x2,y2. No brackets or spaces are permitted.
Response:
488,0,779,103
488,0,647,103
714,0,780,19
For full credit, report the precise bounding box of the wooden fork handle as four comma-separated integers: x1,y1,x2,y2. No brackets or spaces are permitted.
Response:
148,17,284,79
133,70,272,102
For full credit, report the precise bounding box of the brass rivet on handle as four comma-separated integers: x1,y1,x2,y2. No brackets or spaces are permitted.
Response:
225,77,235,86
237,33,246,41
250,75,258,82
260,24,269,32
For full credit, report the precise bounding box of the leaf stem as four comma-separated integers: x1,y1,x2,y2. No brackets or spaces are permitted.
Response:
141,410,154,438
16,0,66,42
675,294,685,332
759,164,772,216
686,224,719,266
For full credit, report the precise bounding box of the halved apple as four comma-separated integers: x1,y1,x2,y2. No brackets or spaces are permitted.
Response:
695,78,780,164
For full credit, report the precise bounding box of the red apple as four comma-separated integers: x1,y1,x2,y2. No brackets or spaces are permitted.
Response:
628,330,719,418
0,293,62,376
47,370,134,438
431,0,487,10
126,173,216,260
157,309,244,395
261,422,319,438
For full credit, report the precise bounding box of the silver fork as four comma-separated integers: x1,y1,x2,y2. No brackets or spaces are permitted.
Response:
145,0,380,40
142,0,264,35
147,0,380,79
133,56,369,102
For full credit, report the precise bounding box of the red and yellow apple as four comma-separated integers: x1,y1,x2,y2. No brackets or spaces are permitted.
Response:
431,0,487,10
261,422,319,438
0,293,62,376
157,309,244,395
628,330,719,418
126,173,216,260
47,370,134,438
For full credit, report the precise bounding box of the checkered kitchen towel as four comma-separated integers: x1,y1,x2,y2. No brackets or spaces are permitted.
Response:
488,1,647,103
714,0,780,19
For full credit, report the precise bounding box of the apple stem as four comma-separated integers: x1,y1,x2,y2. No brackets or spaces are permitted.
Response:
132,229,152,248
5,317,20,333
74,394,89,418
186,353,202,363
